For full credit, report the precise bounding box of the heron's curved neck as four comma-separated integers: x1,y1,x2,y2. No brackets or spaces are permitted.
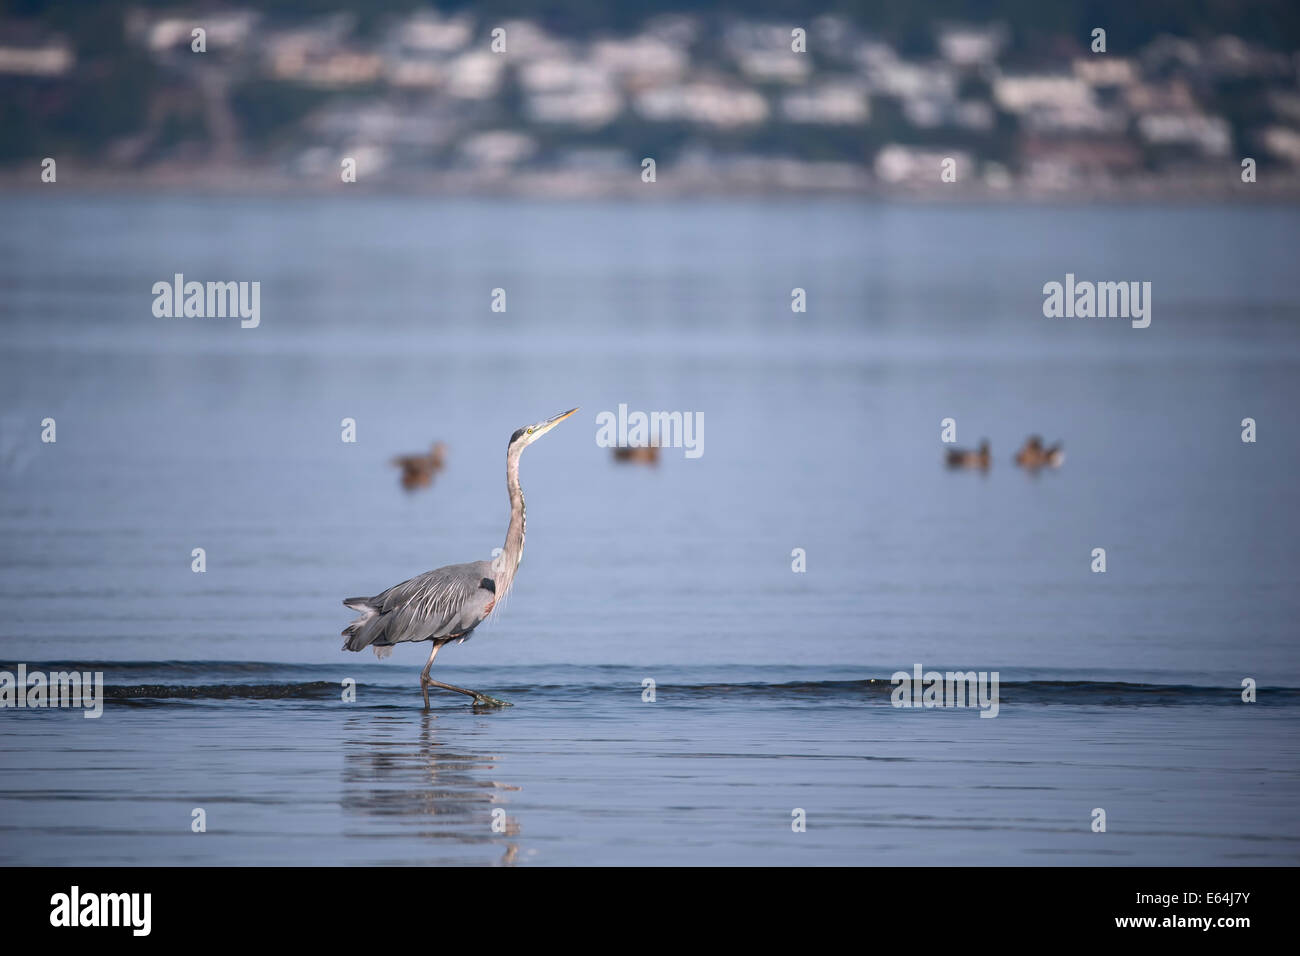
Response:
497,447,525,596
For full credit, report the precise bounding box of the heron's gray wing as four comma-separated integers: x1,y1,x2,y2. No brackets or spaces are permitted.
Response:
343,560,494,652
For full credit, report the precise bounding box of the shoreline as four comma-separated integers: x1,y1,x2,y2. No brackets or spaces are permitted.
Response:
4,166,1300,202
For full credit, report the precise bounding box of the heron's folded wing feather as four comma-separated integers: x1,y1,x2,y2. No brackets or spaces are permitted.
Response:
374,561,494,641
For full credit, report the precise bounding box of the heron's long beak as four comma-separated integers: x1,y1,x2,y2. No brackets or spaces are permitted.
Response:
536,407,578,437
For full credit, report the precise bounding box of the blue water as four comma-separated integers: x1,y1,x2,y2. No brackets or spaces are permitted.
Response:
1,197,1298,864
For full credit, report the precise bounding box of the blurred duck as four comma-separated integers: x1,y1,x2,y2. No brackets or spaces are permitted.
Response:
612,444,660,466
1015,436,1064,469
392,441,447,491
945,440,990,470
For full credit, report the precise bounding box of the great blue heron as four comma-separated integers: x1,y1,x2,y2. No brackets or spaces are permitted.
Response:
342,408,578,708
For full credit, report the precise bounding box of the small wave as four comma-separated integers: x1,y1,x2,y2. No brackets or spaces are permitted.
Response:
102,680,339,701
8,669,1287,706
638,678,1297,707
16,660,309,676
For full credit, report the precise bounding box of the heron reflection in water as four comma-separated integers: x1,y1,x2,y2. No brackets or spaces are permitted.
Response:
342,409,577,708
341,714,521,865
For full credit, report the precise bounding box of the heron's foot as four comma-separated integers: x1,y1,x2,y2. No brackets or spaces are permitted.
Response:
471,692,512,708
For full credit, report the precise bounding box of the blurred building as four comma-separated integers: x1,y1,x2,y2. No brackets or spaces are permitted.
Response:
2,4,1299,194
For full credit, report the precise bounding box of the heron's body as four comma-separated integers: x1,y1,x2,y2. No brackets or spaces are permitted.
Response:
341,408,577,707
342,560,497,656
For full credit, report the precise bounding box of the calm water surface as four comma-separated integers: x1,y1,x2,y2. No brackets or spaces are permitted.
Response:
0,197,1297,864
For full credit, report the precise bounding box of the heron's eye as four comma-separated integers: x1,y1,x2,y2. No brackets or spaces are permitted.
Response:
526,428,534,434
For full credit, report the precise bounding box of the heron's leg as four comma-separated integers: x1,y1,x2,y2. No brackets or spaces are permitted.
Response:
425,678,512,709
419,642,511,708
419,643,442,710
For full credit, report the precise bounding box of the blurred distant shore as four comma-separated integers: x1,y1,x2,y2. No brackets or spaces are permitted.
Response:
4,165,1299,200
4,4,1300,201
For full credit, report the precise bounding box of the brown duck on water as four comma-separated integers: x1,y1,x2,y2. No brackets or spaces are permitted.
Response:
1015,436,1064,470
612,444,660,465
945,439,990,470
392,442,447,490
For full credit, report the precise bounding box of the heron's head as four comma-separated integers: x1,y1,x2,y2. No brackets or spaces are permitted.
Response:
509,408,578,454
